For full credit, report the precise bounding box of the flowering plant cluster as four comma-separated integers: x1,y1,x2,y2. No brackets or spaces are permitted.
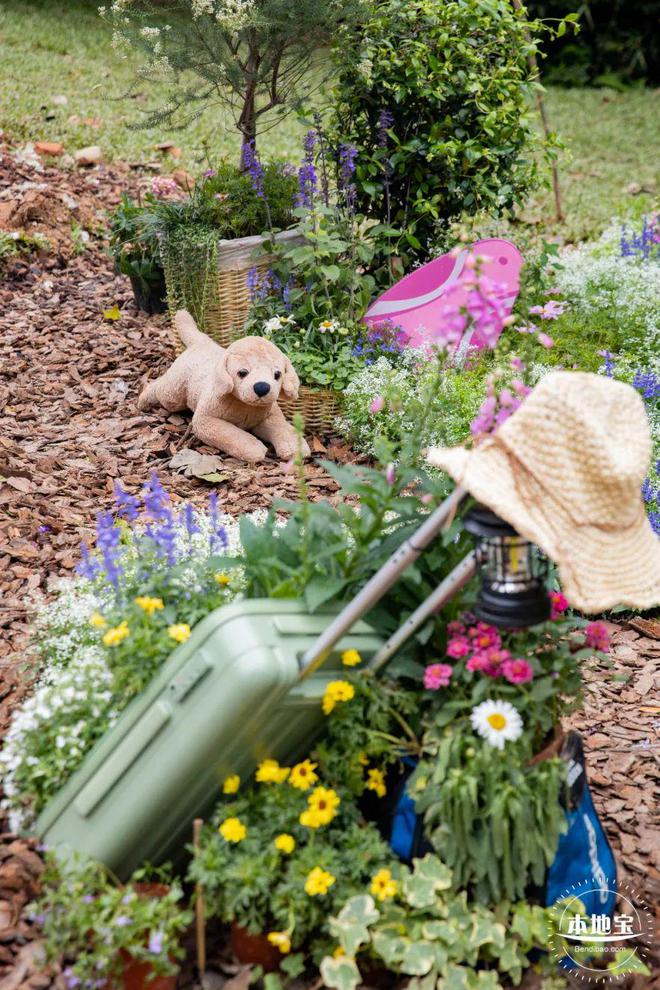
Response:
0,478,255,831
243,125,402,391
33,856,191,990
419,606,610,747
187,747,399,961
320,855,563,990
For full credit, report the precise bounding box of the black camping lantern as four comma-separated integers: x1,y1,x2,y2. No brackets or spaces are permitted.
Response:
464,504,550,629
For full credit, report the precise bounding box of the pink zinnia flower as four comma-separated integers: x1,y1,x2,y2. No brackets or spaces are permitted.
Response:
549,591,569,619
447,620,466,637
537,332,555,349
468,624,501,651
585,621,610,653
424,663,453,690
370,395,384,414
446,636,470,659
501,657,534,684
466,651,501,678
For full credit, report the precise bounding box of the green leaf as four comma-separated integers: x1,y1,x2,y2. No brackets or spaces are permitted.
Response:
319,955,361,990
329,895,380,956
401,940,436,976
303,575,348,612
404,855,453,908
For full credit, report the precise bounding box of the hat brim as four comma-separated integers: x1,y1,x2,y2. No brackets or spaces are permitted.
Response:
427,442,660,614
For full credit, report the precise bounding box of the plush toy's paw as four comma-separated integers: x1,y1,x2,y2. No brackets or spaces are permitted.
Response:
275,437,311,461
137,383,156,412
243,438,269,462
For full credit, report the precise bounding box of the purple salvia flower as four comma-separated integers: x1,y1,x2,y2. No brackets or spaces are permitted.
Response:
633,369,660,403
96,511,123,589
208,491,228,554
241,140,265,199
295,130,318,209
377,108,394,148
641,478,655,504
142,471,170,522
339,143,358,187
77,542,101,581
599,349,615,378
246,266,260,301
114,481,140,522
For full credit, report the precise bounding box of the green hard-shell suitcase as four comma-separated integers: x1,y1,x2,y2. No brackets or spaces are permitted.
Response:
35,599,385,877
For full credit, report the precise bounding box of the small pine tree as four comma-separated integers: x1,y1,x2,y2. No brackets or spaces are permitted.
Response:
103,0,365,152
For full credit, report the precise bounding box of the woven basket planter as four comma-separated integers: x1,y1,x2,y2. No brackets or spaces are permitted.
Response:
279,386,343,435
164,227,303,353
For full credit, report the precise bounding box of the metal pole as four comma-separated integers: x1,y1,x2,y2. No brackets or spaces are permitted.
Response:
299,486,467,677
368,551,477,672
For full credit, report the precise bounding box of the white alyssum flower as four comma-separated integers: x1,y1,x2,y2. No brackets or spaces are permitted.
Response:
470,700,523,750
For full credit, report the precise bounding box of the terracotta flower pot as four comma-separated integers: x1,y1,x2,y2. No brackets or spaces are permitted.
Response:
119,952,177,990
230,923,282,972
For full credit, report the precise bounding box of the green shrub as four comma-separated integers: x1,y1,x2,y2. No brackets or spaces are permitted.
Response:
329,0,545,261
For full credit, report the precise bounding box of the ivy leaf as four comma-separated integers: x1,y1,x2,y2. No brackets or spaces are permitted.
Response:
329,895,380,956
400,940,436,976
102,305,121,321
319,955,361,990
404,855,452,908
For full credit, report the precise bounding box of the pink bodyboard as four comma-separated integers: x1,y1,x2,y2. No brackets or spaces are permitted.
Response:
363,238,523,350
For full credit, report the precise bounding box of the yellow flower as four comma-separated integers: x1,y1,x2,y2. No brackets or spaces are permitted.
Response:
289,759,318,791
168,623,191,644
219,817,247,843
267,931,291,955
305,867,336,897
332,947,346,959
341,649,362,667
300,787,341,828
223,774,240,795
322,680,355,715
357,751,369,767
370,868,398,902
103,621,130,647
366,768,387,798
255,758,290,784
299,808,324,829
89,612,107,629
215,572,231,586
275,833,296,854
135,595,164,615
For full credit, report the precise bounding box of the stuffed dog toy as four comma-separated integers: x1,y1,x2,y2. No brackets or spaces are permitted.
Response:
138,310,310,462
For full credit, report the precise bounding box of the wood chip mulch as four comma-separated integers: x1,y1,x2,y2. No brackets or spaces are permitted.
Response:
0,142,658,988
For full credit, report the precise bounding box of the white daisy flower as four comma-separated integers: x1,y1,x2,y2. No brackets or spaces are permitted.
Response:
470,700,523,750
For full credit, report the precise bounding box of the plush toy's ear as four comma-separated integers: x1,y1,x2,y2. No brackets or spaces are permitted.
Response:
281,356,300,401
215,351,234,398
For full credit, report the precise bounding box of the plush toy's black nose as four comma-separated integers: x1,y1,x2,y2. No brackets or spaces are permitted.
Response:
253,381,271,397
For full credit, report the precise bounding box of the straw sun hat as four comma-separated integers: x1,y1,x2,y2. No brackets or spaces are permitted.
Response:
427,370,660,613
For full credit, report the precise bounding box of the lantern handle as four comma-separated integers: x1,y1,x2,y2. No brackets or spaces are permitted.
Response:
299,486,467,678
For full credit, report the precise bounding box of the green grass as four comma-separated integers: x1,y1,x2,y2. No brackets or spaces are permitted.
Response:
1,0,659,243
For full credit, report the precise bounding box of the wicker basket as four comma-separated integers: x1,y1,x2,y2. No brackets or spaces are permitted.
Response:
279,386,343,435
167,227,303,353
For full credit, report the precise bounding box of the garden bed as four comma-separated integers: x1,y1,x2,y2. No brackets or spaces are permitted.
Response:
1,145,659,988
